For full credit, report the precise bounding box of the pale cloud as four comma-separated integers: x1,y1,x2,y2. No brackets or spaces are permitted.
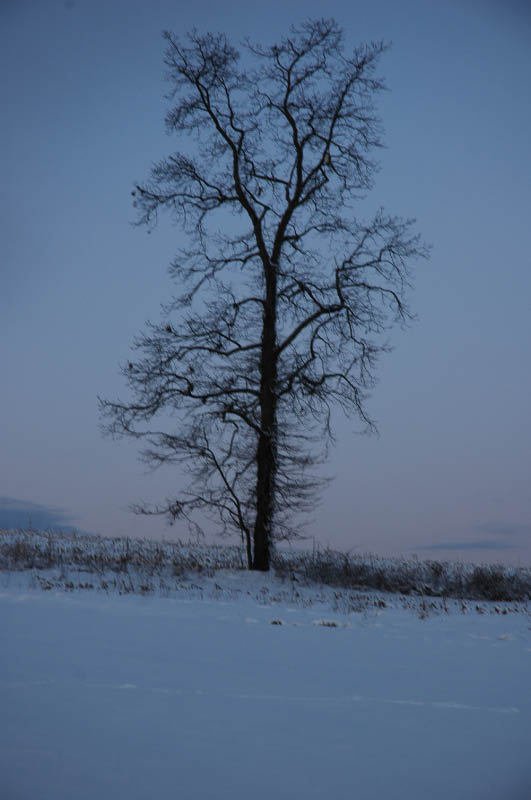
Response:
418,540,517,552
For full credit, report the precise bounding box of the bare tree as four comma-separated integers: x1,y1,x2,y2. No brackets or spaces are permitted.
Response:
99,18,428,570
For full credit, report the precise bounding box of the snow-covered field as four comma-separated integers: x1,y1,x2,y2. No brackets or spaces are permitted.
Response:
1,565,530,800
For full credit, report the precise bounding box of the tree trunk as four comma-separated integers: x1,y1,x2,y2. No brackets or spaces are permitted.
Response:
252,261,277,571
245,527,252,570
252,396,277,570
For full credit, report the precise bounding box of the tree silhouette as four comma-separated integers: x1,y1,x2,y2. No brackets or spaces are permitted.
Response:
100,18,428,570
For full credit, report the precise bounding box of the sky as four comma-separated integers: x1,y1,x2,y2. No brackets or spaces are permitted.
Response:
1,0,530,565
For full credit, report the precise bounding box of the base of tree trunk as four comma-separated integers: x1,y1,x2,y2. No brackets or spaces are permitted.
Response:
251,561,269,572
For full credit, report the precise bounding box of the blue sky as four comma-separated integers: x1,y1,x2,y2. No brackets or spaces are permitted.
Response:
2,0,530,564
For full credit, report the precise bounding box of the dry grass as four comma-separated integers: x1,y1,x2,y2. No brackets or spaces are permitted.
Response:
1,528,530,604
274,547,531,603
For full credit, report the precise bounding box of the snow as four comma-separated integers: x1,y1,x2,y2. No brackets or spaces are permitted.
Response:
1,571,530,799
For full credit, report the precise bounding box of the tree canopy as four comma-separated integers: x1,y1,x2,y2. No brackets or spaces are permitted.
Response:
100,18,428,569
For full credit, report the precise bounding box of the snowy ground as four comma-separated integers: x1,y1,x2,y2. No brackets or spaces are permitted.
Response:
1,570,530,800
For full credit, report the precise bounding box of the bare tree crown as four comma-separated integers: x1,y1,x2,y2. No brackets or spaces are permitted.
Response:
101,19,428,569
